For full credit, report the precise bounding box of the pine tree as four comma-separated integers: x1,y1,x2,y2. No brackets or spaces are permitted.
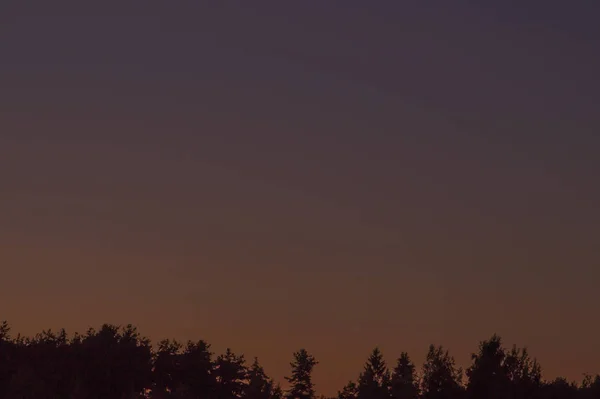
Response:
215,348,247,399
246,358,275,399
390,352,419,399
181,340,215,399
272,383,284,399
285,349,318,399
420,345,463,399
0,321,9,341
153,339,184,397
337,382,358,399
357,347,390,399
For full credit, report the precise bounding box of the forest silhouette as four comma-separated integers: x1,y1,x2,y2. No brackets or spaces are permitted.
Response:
0,321,598,399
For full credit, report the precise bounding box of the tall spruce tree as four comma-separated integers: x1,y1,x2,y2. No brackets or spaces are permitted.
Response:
390,352,419,399
246,357,276,399
215,348,247,399
357,347,390,399
420,345,463,399
285,349,318,399
180,340,215,399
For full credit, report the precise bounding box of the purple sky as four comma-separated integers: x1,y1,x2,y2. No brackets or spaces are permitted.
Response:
1,1,599,394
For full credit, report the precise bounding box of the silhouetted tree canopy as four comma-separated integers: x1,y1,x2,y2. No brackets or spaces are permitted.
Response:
285,349,318,399
420,345,463,399
215,348,247,399
390,352,419,399
246,357,279,399
337,382,358,399
357,348,390,399
466,334,508,399
0,321,597,399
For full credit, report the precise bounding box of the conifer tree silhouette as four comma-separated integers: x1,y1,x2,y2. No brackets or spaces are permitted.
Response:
285,349,318,399
420,345,463,399
390,352,419,399
0,323,597,399
357,348,391,399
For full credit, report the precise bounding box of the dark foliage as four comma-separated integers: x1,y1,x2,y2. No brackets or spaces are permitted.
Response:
285,349,318,399
357,348,390,399
390,353,419,399
0,322,597,399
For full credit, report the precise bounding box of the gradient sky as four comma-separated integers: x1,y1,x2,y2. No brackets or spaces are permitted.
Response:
1,1,599,394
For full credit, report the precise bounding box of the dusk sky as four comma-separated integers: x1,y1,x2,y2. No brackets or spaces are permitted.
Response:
1,1,599,394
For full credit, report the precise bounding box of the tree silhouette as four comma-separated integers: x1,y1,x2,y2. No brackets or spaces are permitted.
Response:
180,340,215,399
466,334,508,399
0,323,597,399
579,374,600,399
542,377,579,399
285,349,318,399
420,345,463,399
0,322,15,399
271,383,284,399
337,382,358,399
75,324,153,399
390,352,419,399
357,347,391,399
246,358,277,399
503,346,542,399
152,339,185,398
215,348,247,399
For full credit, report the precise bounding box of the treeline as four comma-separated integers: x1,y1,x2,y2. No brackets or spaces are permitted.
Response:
0,321,598,399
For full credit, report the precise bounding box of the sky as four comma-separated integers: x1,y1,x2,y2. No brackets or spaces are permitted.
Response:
1,1,599,394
